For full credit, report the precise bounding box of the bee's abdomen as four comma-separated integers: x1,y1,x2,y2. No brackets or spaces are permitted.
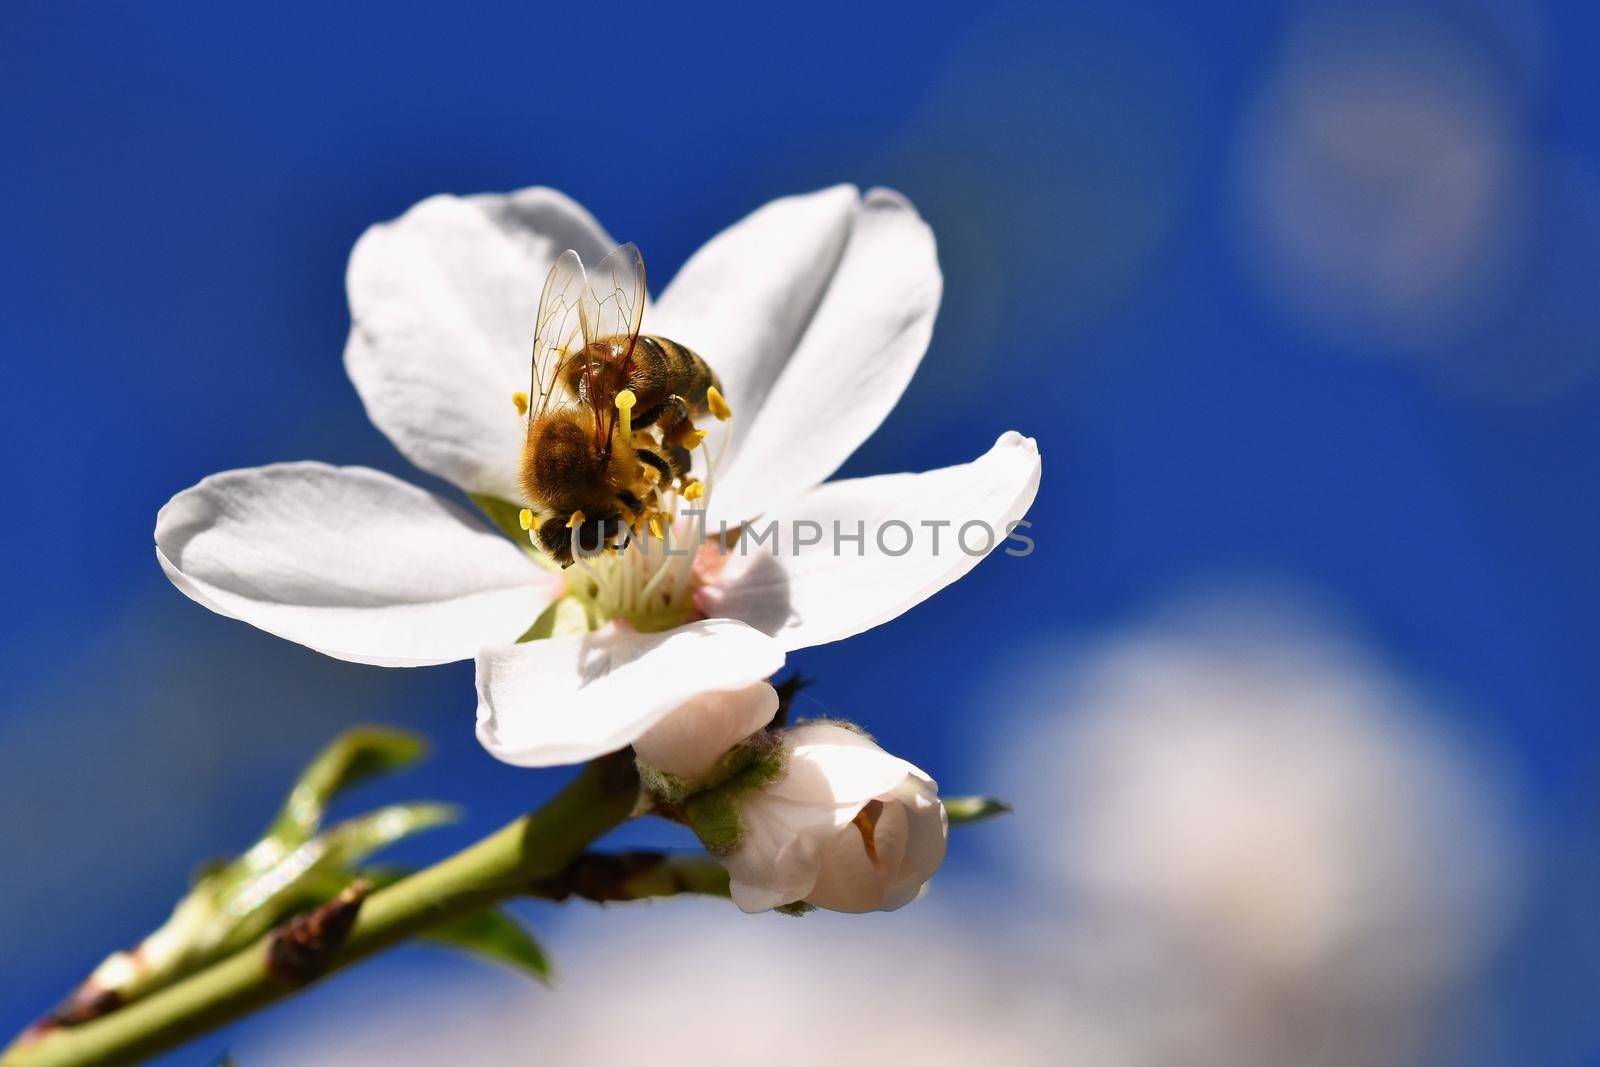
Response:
635,335,718,412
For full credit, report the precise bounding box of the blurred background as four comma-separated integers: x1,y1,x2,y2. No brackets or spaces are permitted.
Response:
3,1,1598,1063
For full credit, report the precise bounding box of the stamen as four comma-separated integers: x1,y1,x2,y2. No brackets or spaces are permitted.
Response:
512,391,529,416
518,508,534,531
706,385,732,421
566,510,586,529
681,479,704,502
615,388,637,439
647,514,665,541
679,427,708,449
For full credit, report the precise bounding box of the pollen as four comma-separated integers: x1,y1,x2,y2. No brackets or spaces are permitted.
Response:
566,510,587,529
512,391,529,416
671,420,707,449
706,385,732,421
681,479,705,502
648,513,665,541
518,508,534,531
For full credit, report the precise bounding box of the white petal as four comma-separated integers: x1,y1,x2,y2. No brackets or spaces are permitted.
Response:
650,187,939,522
650,186,857,445
766,723,916,807
345,188,617,500
887,783,948,902
804,822,885,914
704,431,1042,650
155,463,558,667
722,793,837,913
632,683,779,781
711,189,941,523
475,619,784,768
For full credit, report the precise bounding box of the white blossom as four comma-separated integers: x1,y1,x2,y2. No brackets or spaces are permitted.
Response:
156,185,1040,767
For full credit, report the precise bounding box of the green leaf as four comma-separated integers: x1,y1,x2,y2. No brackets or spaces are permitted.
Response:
267,727,430,847
425,908,553,985
353,864,552,983
318,802,461,868
944,795,1013,827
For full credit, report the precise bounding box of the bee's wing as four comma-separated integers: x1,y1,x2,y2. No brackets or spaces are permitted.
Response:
577,242,647,449
529,249,589,420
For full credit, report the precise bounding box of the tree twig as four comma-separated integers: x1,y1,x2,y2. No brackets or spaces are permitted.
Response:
1,754,641,1067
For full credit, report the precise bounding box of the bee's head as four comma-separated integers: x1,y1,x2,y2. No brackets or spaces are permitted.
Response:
536,509,626,568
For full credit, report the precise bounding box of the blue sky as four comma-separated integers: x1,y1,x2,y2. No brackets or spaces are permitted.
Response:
4,1,1599,1062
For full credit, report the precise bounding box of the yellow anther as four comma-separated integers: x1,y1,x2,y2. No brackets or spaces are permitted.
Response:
518,508,534,531
615,388,637,438
648,514,665,540
706,385,732,421
512,391,529,416
566,510,586,529
679,427,708,449
681,479,705,502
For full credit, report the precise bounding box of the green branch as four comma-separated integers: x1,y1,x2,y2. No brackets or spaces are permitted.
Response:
2,755,641,1067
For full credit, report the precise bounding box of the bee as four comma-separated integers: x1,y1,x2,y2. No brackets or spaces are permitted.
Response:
518,243,726,566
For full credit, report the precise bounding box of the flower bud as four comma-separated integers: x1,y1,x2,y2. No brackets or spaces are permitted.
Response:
719,722,948,914
633,683,779,784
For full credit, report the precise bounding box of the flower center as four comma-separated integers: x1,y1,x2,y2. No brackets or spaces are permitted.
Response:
513,382,734,636
564,492,706,632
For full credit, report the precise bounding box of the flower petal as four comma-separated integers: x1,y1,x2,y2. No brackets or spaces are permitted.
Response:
887,779,948,903
705,431,1042,650
716,190,941,523
768,723,917,807
723,792,837,913
632,682,779,782
475,618,784,768
649,186,857,444
345,188,617,500
804,822,885,914
155,463,559,666
650,187,940,523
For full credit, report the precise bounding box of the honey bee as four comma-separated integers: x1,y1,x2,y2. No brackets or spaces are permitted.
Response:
518,243,725,566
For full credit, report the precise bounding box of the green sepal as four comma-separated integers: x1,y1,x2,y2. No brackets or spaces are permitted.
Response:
679,733,788,855
944,796,1013,827
683,791,742,855
517,595,592,641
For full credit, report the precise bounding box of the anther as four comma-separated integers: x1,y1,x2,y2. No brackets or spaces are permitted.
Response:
567,510,587,529
518,508,534,531
706,385,732,421
512,391,529,416
615,389,637,439
648,514,665,541
681,479,705,502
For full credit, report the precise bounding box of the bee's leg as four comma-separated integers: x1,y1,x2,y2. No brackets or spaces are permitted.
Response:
633,395,689,434
535,518,575,568
636,447,673,483
637,441,695,491
661,443,694,482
